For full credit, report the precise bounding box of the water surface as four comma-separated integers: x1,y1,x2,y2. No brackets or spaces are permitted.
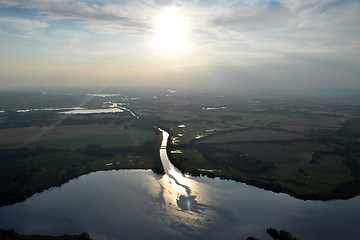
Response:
59,108,123,114
0,131,359,240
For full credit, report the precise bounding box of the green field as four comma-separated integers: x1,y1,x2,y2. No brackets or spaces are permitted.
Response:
168,116,360,199
0,92,166,206
148,93,360,200
1,90,360,204
0,125,156,150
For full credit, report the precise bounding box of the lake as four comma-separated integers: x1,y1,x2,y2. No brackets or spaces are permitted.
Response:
0,131,359,239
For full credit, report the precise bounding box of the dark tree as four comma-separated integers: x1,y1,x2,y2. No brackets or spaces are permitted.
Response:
266,228,297,240
267,228,280,239
246,237,259,240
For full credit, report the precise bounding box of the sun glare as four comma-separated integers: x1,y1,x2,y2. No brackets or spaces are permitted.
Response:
152,7,191,53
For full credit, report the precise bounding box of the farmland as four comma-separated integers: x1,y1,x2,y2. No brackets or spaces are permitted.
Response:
145,90,360,200
0,123,156,149
1,89,360,204
197,128,302,143
0,91,164,206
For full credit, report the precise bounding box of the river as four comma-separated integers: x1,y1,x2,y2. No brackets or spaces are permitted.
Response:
0,130,359,239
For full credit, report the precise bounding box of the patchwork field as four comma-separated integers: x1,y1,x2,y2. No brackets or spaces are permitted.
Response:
0,124,121,144
0,124,157,149
198,129,303,143
164,96,360,200
216,141,332,164
0,92,166,206
1,90,360,203
304,153,347,173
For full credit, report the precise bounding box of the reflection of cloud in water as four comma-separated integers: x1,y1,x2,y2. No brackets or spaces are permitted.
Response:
177,195,200,212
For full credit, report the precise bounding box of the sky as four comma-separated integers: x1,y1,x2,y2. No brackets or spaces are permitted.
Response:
0,0,359,92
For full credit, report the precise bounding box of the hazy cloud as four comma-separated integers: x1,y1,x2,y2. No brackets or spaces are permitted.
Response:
0,16,49,39
0,0,359,90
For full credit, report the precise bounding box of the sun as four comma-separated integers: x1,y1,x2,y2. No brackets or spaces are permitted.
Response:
152,7,191,53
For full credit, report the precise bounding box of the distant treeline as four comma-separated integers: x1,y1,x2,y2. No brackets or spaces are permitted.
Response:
0,229,92,240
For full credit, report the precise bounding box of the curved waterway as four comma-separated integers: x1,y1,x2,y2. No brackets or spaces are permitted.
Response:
0,130,360,240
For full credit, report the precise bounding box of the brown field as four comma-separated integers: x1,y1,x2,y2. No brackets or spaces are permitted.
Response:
157,112,208,122
90,114,123,119
198,129,302,143
273,124,314,132
270,116,347,133
215,142,333,164
0,124,121,144
280,117,346,129
310,110,352,117
158,113,193,122
304,153,347,173
225,119,247,125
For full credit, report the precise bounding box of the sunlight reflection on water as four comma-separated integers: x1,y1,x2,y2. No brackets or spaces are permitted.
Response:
0,130,360,240
153,129,214,233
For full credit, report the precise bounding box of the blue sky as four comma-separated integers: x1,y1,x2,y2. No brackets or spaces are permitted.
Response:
0,0,359,91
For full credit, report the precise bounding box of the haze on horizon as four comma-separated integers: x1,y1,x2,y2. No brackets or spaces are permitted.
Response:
0,0,359,92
